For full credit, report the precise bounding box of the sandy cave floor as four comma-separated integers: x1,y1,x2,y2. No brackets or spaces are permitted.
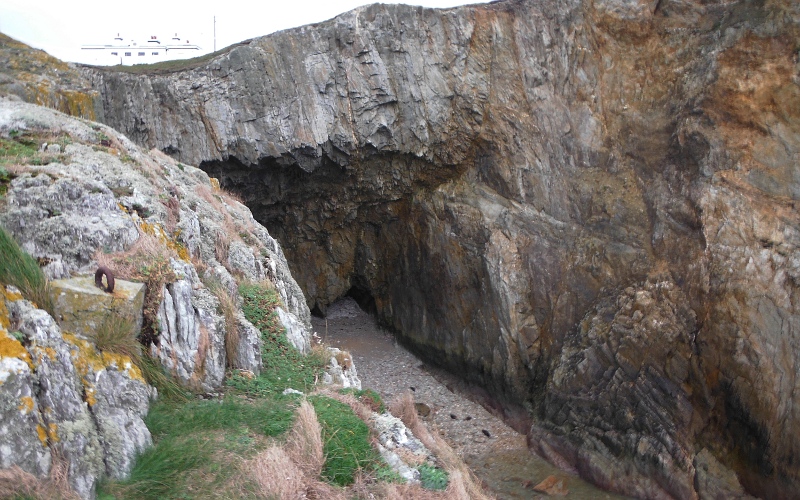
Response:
312,298,628,500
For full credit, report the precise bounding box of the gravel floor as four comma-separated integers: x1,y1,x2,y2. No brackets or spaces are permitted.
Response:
313,298,627,500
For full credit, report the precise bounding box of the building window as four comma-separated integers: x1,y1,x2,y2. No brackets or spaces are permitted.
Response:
152,52,159,55
124,52,131,56
111,52,118,56
138,52,145,56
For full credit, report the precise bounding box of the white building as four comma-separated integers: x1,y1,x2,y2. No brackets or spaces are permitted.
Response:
81,33,202,66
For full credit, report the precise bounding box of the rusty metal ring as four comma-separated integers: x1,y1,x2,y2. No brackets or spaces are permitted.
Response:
94,266,115,293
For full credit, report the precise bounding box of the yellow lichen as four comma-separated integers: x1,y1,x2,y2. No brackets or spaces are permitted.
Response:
18,396,35,414
210,177,221,191
85,384,97,407
0,329,34,369
137,219,190,262
102,351,145,382
47,423,59,443
2,287,24,302
0,297,9,330
62,333,105,376
62,332,144,383
36,424,48,447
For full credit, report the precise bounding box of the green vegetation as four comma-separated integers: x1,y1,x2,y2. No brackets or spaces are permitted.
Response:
229,281,326,395
0,131,72,169
309,395,384,486
90,315,142,365
0,225,53,314
0,166,15,197
339,387,386,413
418,463,449,490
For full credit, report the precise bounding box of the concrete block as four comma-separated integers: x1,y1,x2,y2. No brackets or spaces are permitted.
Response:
50,277,145,337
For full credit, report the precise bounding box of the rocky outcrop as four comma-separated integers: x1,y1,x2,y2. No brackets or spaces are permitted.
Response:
77,0,799,497
0,98,312,390
0,33,100,120
1,288,153,498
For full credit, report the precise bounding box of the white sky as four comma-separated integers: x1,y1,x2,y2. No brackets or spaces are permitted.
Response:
0,0,478,64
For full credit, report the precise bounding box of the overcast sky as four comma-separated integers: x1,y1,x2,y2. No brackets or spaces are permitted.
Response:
0,0,479,64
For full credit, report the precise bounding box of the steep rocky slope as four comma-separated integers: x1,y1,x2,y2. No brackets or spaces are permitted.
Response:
0,98,316,497
75,0,799,497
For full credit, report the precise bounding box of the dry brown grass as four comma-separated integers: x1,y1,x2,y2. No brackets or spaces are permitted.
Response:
205,278,240,368
94,231,178,345
0,449,80,500
285,400,325,477
389,391,493,500
244,401,346,500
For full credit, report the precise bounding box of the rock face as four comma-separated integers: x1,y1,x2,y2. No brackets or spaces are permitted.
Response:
79,0,799,497
1,288,154,498
0,98,312,391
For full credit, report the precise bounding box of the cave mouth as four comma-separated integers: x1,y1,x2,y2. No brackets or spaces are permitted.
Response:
311,283,378,319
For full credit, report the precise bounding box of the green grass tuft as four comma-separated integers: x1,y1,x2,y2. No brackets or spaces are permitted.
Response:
418,463,449,490
229,282,326,396
309,395,382,486
145,397,294,440
90,315,142,366
0,224,53,315
138,353,190,403
339,387,385,413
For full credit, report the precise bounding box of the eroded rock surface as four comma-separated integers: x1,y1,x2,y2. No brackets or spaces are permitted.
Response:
0,99,311,389
78,0,800,497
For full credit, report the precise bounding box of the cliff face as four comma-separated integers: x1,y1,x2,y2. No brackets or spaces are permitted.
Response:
81,0,799,497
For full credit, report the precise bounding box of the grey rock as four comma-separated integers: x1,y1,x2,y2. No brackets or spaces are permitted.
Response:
8,299,104,499
321,347,361,390
232,313,263,375
154,259,226,391
0,325,52,478
275,306,310,355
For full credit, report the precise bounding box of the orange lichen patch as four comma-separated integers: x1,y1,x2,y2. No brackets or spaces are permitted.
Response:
36,424,48,447
0,298,9,330
62,333,106,376
101,351,145,383
47,423,59,443
63,332,144,383
84,384,97,407
2,286,24,302
0,329,34,369
18,395,35,413
139,219,191,262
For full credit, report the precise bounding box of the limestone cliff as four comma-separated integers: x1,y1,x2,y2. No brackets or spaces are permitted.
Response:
78,0,799,497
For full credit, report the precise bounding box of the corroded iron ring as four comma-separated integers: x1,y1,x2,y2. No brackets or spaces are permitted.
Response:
94,266,115,293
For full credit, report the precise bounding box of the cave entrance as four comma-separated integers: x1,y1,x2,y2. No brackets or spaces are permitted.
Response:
309,282,392,355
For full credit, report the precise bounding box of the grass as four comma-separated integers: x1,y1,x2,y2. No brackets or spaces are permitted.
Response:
89,315,142,366
95,233,178,346
419,464,449,491
309,395,383,486
228,281,326,396
0,166,14,197
0,224,53,315
339,387,386,413
0,132,72,169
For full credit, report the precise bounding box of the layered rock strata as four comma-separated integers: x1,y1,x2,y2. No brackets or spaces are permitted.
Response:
78,0,799,497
